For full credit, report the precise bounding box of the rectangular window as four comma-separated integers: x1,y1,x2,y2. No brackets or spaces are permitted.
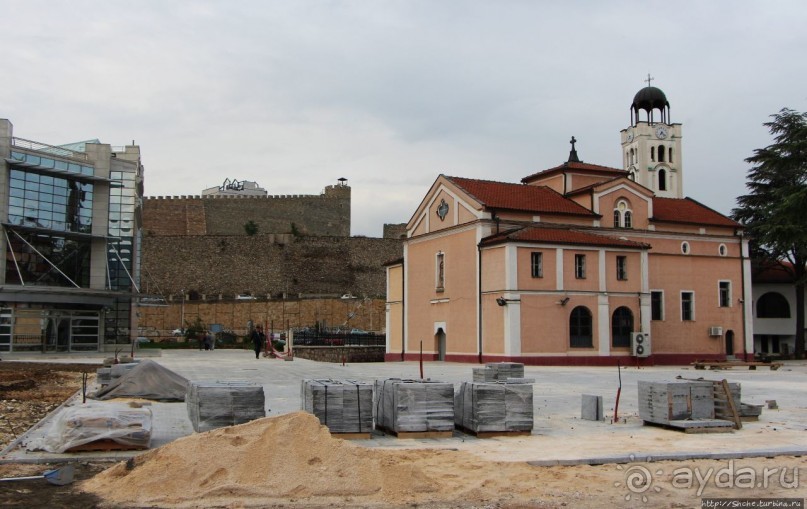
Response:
719,281,731,307
574,254,586,279
616,256,627,281
435,252,445,292
681,292,694,321
651,291,664,321
531,252,543,278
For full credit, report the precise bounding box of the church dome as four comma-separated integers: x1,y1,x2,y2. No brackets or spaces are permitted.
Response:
632,86,669,112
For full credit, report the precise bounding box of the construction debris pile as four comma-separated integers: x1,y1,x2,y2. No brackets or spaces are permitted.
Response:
26,402,152,453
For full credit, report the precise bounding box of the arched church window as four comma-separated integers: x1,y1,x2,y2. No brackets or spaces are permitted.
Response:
650,146,655,162
613,200,633,229
669,147,673,163
658,168,667,191
658,145,665,162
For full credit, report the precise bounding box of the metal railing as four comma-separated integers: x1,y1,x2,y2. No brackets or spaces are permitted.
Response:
11,137,89,160
292,330,385,347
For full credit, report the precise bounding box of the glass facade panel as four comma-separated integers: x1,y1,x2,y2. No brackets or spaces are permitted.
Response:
7,170,94,234
4,231,91,287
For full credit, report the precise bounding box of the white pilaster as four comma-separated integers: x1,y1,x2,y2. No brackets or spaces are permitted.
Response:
503,293,521,356
556,248,564,291
598,249,607,292
598,294,610,356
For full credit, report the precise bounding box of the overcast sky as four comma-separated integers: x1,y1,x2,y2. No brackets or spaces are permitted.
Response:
2,1,805,236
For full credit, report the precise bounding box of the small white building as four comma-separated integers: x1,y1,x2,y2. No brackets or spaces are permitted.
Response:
751,262,801,357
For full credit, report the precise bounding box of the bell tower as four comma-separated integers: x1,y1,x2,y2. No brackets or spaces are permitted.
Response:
620,76,683,198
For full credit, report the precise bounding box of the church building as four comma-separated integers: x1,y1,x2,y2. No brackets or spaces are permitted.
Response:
385,85,753,365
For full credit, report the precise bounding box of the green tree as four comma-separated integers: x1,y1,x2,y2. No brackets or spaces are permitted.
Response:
732,108,807,359
244,220,258,236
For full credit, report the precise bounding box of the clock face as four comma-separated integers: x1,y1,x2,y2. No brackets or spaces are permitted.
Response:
655,125,669,139
626,130,634,143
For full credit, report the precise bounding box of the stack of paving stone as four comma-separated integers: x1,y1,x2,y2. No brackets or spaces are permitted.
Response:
638,381,733,431
455,381,534,433
472,362,525,382
186,381,265,432
301,379,373,433
375,378,454,434
96,367,112,387
109,363,138,381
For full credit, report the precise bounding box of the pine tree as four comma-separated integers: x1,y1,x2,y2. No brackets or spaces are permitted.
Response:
733,108,807,359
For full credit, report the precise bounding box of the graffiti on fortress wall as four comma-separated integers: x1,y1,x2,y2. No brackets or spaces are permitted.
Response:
143,184,351,237
141,235,403,299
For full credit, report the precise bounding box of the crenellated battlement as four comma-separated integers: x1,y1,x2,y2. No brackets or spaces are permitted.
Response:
143,184,351,237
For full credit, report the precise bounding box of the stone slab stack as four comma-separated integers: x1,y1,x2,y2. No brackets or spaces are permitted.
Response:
186,381,265,432
455,381,534,433
472,362,525,382
96,367,111,387
375,378,454,434
638,381,715,425
301,379,373,433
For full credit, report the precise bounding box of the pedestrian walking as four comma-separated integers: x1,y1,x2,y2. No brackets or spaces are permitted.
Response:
251,325,264,359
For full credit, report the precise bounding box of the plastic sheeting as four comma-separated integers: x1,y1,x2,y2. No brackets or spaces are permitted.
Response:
455,381,534,433
91,359,189,402
186,381,266,432
301,379,373,433
26,402,152,453
374,378,454,433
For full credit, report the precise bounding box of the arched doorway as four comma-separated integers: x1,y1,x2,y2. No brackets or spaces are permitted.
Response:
435,327,446,361
725,330,735,357
611,307,634,348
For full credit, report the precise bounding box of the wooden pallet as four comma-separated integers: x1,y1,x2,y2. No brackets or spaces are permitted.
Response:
376,426,453,439
456,426,532,438
692,361,782,371
643,419,735,434
66,439,149,453
331,432,372,440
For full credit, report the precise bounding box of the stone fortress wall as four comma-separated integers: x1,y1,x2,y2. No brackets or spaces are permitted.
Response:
140,182,403,332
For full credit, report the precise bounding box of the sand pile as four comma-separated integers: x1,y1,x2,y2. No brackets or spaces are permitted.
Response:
82,411,588,508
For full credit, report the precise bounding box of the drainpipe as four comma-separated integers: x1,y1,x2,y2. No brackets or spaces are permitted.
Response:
478,242,483,364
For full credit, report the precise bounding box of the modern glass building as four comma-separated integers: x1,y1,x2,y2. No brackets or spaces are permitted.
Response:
0,119,143,353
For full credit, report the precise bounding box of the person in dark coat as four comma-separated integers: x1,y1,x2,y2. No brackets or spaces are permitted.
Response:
251,325,264,359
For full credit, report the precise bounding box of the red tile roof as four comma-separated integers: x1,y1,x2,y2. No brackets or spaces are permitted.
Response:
521,161,626,184
481,226,649,249
652,197,739,227
752,261,796,283
446,176,596,217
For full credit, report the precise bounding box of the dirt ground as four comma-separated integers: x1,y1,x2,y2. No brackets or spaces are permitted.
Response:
0,362,111,508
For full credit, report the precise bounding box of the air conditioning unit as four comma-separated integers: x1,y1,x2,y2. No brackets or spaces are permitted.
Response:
708,326,723,337
631,332,651,358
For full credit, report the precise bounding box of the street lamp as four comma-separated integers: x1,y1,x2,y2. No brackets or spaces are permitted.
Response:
180,289,185,335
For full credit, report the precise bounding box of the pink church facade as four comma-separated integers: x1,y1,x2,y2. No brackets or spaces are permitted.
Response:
385,88,753,365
